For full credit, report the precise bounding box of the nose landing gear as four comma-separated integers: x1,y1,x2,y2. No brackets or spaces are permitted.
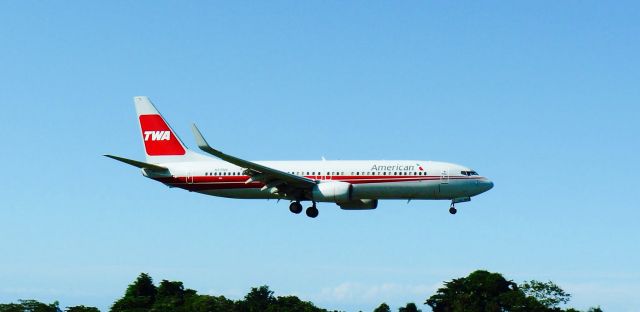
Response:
449,200,458,215
448,197,470,215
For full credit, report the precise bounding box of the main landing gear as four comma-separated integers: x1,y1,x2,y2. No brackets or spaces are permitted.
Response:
306,203,319,218
289,201,319,218
289,201,303,214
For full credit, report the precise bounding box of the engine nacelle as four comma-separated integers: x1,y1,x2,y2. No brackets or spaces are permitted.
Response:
312,181,352,202
338,199,378,210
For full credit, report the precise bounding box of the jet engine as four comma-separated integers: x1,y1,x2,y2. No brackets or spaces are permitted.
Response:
312,181,352,202
338,199,378,210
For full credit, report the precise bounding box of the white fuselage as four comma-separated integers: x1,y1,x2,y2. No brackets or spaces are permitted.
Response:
146,160,493,202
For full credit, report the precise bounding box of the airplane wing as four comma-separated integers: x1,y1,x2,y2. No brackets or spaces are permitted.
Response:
191,124,317,194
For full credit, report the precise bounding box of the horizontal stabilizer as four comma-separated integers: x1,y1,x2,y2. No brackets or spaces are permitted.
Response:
104,155,168,172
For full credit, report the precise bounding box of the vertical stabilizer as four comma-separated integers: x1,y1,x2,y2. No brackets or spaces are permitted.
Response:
134,96,208,163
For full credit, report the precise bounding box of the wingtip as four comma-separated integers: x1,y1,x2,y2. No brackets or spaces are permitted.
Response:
190,123,209,148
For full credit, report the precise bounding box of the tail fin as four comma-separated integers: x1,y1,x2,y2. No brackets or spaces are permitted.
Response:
134,96,208,163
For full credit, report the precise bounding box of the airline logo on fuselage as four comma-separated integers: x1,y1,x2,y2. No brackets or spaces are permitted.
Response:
371,164,416,171
144,131,171,141
370,163,425,171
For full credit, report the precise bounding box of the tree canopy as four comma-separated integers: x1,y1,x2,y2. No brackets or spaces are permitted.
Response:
425,270,597,312
0,271,603,312
373,302,391,312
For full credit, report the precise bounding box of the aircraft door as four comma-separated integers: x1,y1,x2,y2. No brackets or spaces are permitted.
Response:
186,172,194,184
440,168,449,184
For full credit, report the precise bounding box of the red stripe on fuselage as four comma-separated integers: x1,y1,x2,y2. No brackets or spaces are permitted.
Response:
153,175,483,191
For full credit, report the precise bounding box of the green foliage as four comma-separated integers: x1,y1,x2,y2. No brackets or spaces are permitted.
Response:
425,270,550,312
238,285,275,312
0,271,601,312
150,280,186,312
65,306,100,312
521,280,571,308
111,273,157,312
0,303,24,312
268,295,325,312
373,302,391,312
183,294,236,312
398,302,421,312
106,274,327,312
0,300,60,312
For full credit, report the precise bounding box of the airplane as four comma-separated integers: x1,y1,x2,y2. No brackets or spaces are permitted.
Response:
106,96,494,218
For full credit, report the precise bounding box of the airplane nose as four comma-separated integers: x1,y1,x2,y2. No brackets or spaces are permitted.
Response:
482,179,494,192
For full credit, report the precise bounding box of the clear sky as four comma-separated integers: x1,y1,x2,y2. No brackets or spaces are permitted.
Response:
0,1,638,311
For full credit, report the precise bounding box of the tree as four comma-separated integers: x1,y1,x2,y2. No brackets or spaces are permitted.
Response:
237,285,275,312
520,280,571,308
373,303,391,312
111,273,157,312
150,280,186,312
0,300,59,312
425,270,549,312
65,306,100,312
268,295,325,312
398,303,421,312
184,294,236,312
0,303,25,312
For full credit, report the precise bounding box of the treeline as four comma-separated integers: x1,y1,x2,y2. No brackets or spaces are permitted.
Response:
0,270,603,312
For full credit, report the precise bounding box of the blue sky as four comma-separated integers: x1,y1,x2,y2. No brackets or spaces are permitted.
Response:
0,1,639,311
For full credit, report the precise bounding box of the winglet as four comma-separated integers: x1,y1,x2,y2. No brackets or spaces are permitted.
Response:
191,124,211,151
191,123,225,159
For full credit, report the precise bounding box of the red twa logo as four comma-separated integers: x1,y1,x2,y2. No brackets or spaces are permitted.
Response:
139,115,185,156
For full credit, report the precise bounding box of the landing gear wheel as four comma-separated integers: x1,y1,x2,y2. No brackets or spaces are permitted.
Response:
449,207,457,215
289,202,303,214
306,206,319,218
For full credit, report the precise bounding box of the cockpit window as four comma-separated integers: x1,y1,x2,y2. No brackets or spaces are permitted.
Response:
461,170,479,176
